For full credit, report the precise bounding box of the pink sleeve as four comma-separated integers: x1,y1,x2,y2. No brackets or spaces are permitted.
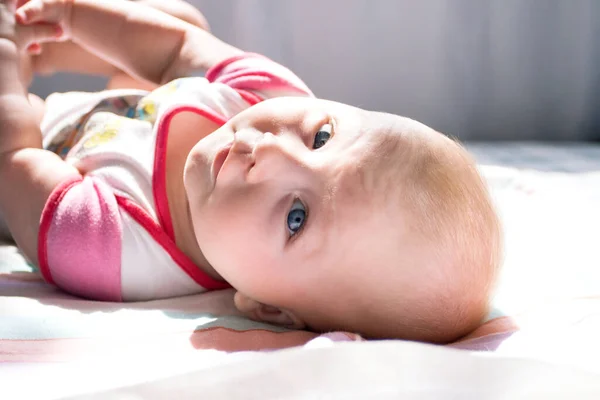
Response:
38,176,123,301
205,53,314,102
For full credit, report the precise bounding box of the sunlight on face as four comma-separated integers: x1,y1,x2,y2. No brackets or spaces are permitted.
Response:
184,97,414,328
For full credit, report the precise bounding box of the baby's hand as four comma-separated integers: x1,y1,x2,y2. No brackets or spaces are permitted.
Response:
16,0,70,55
16,0,71,38
0,0,62,51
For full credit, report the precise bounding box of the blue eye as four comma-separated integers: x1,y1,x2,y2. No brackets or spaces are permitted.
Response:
287,199,306,236
313,123,332,149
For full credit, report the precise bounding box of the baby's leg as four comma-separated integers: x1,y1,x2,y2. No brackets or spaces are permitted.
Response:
0,55,43,242
0,93,43,242
19,47,46,129
28,93,45,127
0,209,11,242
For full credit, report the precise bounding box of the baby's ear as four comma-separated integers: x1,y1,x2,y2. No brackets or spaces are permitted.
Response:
233,292,306,330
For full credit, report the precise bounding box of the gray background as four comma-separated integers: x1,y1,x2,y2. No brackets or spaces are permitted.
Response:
30,0,600,141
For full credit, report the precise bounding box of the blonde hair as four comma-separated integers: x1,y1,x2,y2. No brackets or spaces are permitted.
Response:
404,130,501,340
355,116,502,342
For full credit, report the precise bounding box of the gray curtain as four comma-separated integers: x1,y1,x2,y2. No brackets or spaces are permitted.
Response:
31,0,600,140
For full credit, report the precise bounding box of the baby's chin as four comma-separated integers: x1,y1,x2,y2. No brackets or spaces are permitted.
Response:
184,127,233,197
183,146,211,204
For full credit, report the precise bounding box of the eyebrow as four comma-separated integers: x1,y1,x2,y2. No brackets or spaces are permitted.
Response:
297,186,335,264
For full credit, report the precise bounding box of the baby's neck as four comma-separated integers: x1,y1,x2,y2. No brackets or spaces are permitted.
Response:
163,113,225,281
166,162,223,281
176,187,222,280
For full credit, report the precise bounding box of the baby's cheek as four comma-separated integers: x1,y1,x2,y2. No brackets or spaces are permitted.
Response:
216,232,274,287
196,205,244,262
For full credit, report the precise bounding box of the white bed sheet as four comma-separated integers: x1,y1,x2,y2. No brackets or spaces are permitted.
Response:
63,340,600,400
469,143,600,317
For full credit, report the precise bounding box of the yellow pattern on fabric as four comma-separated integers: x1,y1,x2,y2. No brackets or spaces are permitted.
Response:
83,119,123,149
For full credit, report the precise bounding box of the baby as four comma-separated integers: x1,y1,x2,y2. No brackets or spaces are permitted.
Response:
0,0,501,342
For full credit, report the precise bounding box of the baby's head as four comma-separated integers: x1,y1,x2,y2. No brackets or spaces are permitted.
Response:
184,97,501,343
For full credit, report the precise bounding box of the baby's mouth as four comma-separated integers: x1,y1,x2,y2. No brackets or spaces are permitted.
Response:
212,144,232,183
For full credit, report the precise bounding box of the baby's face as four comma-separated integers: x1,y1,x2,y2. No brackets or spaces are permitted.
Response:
184,97,431,335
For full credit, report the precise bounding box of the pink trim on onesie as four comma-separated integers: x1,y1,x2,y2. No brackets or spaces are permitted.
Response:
153,105,228,242
206,53,314,97
38,176,123,301
234,89,263,105
116,195,231,290
151,104,231,290
204,53,259,81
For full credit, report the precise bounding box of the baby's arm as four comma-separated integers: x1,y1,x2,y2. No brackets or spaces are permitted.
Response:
0,0,81,263
30,0,211,90
18,0,242,86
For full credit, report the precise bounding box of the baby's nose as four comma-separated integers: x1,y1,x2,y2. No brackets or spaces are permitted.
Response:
247,131,295,183
252,131,287,167
231,128,263,155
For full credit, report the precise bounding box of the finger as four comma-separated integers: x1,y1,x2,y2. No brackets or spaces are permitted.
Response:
27,42,41,54
15,0,40,24
15,22,63,47
15,0,55,24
